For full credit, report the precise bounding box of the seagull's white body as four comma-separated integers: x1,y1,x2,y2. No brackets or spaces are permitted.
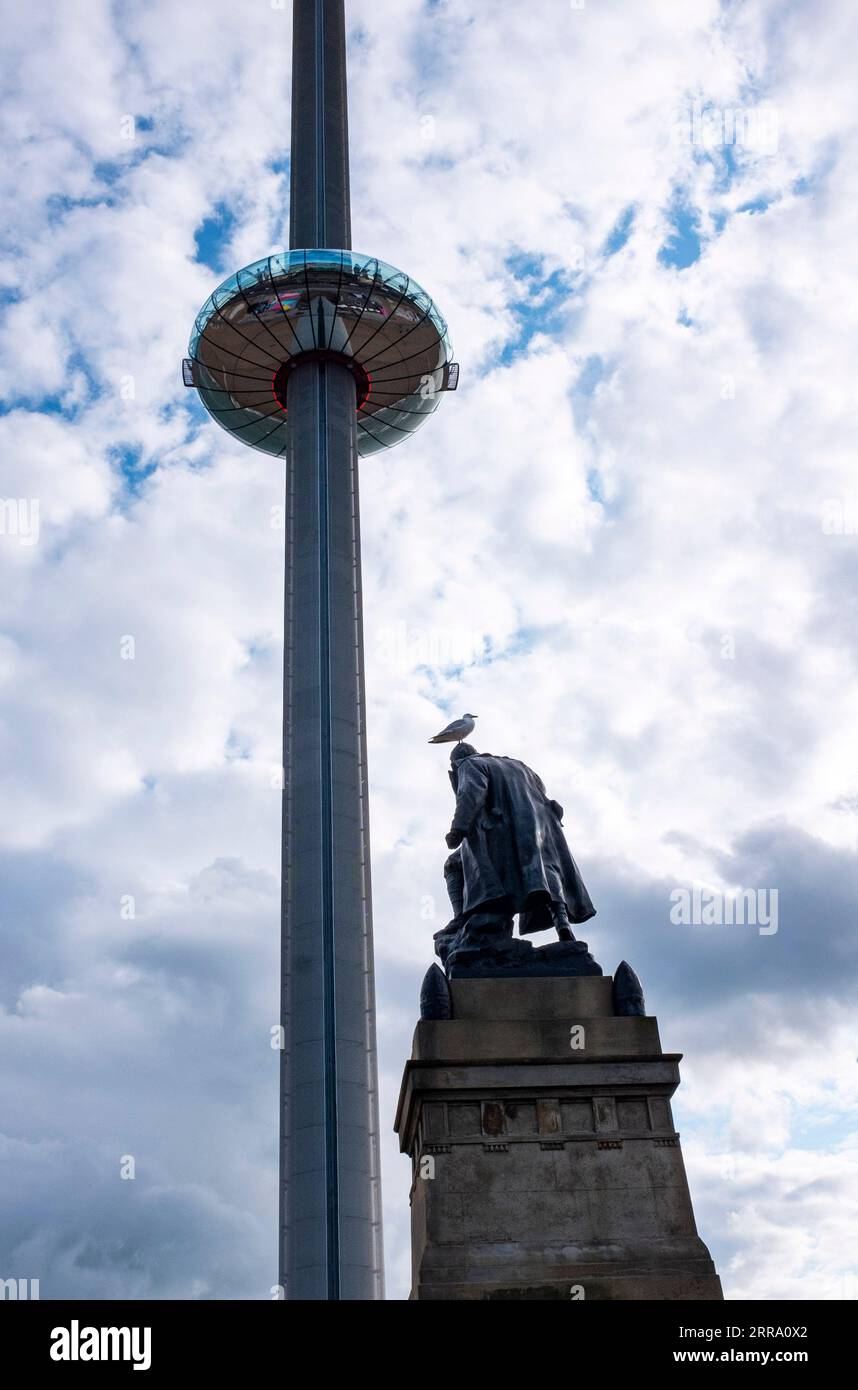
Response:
428,713,478,744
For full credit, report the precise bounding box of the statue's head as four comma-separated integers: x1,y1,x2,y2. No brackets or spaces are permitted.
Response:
450,742,477,765
448,741,477,793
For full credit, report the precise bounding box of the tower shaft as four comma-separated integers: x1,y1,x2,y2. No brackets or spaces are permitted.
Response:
289,0,351,250
279,0,383,1300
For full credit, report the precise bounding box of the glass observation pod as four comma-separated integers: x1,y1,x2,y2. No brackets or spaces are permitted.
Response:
183,249,459,457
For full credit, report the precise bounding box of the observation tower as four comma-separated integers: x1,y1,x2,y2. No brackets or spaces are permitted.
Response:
183,0,457,1300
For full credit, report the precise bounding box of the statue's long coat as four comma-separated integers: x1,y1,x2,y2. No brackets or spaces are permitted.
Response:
449,753,596,931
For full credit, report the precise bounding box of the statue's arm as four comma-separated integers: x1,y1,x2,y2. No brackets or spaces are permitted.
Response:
532,765,563,820
443,850,465,917
446,762,489,847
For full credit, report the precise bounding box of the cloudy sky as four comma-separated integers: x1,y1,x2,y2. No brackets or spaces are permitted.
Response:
1,0,857,1301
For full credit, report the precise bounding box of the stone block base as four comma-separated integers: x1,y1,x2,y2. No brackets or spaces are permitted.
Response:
394,977,722,1301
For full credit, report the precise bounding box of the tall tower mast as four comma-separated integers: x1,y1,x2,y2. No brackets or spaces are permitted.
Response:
280,0,380,1302
184,0,457,1302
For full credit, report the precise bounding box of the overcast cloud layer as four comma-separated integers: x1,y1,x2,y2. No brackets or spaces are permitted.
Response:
1,0,857,1300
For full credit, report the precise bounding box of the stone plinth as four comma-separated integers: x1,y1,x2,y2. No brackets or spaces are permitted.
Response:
394,976,722,1300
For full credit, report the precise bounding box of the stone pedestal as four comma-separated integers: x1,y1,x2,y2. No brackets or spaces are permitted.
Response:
394,976,722,1300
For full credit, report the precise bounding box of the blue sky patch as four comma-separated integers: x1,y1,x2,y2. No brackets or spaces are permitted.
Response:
602,204,635,256
586,467,605,504
194,203,238,270
497,252,577,364
707,140,740,194
570,354,610,432
0,348,98,420
658,192,703,269
110,443,157,496
736,192,777,215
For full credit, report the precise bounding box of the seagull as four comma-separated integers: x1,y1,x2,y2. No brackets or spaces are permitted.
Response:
428,713,478,744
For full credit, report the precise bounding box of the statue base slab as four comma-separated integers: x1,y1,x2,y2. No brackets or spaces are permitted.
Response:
447,937,602,978
394,976,722,1301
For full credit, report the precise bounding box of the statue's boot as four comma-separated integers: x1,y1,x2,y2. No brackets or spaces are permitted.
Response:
553,901,576,942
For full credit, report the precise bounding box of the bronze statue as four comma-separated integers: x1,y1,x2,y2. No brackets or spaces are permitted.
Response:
433,743,600,977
